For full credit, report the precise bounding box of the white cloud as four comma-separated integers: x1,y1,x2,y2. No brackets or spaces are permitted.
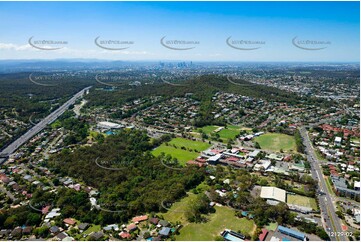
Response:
0,42,151,59
0,43,32,51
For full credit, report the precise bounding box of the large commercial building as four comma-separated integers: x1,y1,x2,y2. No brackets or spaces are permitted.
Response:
97,121,123,130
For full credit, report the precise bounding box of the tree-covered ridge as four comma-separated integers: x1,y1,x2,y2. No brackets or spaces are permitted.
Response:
87,74,333,106
47,129,205,223
86,74,334,127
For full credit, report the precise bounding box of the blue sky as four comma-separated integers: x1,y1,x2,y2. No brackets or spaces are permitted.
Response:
0,1,359,62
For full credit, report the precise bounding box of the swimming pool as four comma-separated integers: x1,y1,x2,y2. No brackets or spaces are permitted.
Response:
223,231,244,241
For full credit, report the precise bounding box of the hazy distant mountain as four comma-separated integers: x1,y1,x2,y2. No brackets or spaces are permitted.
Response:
0,59,158,73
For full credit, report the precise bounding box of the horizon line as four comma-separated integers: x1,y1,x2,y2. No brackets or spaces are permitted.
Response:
0,58,359,64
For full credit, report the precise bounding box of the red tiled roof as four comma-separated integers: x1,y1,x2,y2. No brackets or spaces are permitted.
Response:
210,149,222,154
132,215,148,223
226,157,240,162
119,232,131,239
42,205,51,215
195,158,207,163
259,228,268,241
149,217,159,225
127,223,137,231
63,218,76,225
186,160,206,167
0,174,10,183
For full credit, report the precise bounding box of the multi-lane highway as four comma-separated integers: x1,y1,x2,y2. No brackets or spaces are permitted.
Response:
299,126,347,241
0,86,92,161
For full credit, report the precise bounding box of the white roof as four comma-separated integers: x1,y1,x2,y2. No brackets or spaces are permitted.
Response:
335,137,342,142
98,121,122,129
354,181,361,189
254,160,271,171
249,150,260,157
260,186,286,203
207,154,222,162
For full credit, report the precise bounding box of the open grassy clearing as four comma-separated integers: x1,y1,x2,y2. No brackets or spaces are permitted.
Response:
152,138,211,165
196,125,248,142
218,128,240,140
176,206,255,240
255,133,297,152
152,146,199,165
159,193,255,241
158,193,197,223
168,137,211,151
198,125,219,134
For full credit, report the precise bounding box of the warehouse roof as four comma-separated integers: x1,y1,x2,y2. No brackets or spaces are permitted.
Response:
260,186,286,203
98,121,122,129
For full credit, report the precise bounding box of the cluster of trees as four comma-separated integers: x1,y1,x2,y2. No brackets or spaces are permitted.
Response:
0,73,91,118
47,129,205,224
185,194,214,223
57,111,89,145
293,219,330,240
0,206,42,229
29,188,95,226
273,173,317,197
294,130,305,153
0,72,92,150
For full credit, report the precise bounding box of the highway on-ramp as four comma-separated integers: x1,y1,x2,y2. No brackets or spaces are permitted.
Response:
0,86,92,161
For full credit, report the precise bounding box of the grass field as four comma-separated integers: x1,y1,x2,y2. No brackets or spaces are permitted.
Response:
176,206,255,240
152,146,200,165
168,137,211,151
255,133,297,152
159,193,197,223
197,125,248,142
198,125,219,134
152,138,211,165
287,194,318,210
159,194,255,240
218,128,240,140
